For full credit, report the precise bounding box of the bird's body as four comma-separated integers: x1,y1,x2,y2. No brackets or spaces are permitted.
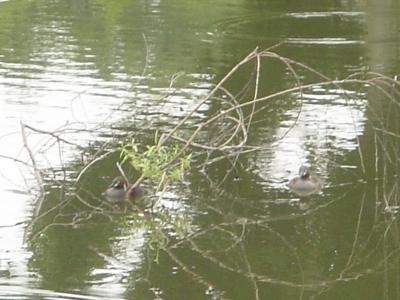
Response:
288,166,322,197
103,176,143,203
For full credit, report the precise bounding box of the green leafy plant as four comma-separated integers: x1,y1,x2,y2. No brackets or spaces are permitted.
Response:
119,134,193,260
120,135,192,187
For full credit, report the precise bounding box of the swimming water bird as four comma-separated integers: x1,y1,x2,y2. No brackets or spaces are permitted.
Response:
287,166,322,197
103,176,143,203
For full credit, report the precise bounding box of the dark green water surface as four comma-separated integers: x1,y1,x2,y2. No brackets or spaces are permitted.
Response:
0,0,400,299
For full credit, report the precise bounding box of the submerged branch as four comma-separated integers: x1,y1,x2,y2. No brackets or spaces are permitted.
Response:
16,47,400,298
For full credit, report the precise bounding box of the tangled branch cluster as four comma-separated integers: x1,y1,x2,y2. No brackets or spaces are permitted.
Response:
12,47,400,299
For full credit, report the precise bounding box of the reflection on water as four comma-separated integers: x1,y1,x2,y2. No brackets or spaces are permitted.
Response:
286,11,365,19
286,38,364,45
262,86,366,187
0,285,126,300
0,0,400,299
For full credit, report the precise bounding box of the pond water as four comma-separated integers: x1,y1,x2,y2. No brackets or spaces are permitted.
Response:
1,0,400,299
